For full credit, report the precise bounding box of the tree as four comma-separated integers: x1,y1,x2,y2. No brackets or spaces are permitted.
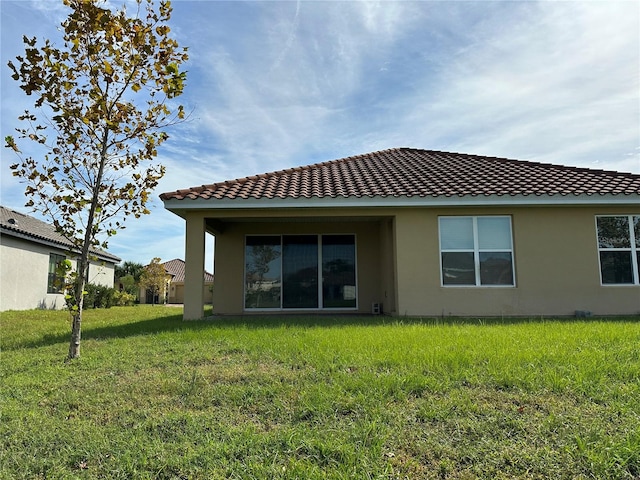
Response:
118,274,138,296
5,0,188,359
115,260,145,282
139,257,168,306
115,260,145,297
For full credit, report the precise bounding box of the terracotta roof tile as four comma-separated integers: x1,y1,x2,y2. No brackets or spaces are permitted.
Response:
160,148,640,202
161,258,214,283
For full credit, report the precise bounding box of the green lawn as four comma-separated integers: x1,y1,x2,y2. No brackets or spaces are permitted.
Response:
1,307,639,479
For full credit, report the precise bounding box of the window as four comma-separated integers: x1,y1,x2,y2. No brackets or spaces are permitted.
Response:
283,235,319,308
439,216,514,286
48,253,66,293
245,235,356,309
245,236,281,309
322,235,357,308
596,215,640,285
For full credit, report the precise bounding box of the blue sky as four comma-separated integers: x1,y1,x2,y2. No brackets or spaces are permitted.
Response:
1,0,639,269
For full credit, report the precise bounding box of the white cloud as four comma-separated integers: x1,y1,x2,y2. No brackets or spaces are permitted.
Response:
20,0,68,17
381,1,639,171
146,0,439,265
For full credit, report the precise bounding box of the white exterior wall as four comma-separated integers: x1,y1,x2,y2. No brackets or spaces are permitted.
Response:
87,261,116,288
0,235,65,311
0,235,116,312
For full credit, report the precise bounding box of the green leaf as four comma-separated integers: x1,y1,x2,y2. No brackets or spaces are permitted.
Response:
5,136,20,153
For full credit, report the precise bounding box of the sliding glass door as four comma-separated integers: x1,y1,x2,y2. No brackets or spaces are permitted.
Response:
244,236,281,309
245,234,356,310
322,235,356,308
283,235,318,308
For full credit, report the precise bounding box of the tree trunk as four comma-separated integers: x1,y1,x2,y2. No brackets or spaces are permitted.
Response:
68,309,82,359
66,129,109,360
67,264,88,360
67,183,104,359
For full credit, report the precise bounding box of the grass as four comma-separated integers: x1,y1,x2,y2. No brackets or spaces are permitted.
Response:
1,307,639,479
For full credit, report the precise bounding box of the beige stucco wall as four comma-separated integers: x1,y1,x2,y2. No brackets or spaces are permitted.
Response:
184,213,206,319
186,204,639,318
394,205,640,317
378,218,397,314
166,282,213,304
0,235,116,311
169,283,184,304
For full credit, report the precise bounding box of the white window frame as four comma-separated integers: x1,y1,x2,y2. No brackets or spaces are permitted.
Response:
438,216,516,287
595,215,640,286
243,234,358,311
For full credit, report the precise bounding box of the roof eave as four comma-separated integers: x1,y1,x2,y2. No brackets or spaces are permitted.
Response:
163,193,640,215
1,227,121,263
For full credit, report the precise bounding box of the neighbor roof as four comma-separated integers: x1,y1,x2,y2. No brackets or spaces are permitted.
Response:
160,148,640,203
0,206,121,263
162,258,214,283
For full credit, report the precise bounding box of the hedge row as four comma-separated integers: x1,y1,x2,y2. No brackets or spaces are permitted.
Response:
70,283,137,309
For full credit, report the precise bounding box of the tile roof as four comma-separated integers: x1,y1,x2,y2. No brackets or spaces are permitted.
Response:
0,206,121,263
160,148,640,202
161,258,214,283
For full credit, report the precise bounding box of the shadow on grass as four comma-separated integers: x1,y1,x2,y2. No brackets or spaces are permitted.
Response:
7,310,640,350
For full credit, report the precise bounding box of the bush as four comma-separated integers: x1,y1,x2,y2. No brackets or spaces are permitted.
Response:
118,274,139,296
65,284,134,309
114,291,136,307
84,283,117,309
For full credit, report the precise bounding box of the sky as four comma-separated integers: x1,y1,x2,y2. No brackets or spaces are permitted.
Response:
1,0,639,271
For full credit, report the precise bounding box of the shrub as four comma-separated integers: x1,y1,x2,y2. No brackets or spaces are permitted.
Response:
118,274,139,296
114,291,136,307
83,283,117,309
65,284,134,309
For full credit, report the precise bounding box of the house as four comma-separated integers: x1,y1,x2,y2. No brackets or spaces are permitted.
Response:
160,148,640,319
138,258,214,304
0,206,121,311
163,258,214,304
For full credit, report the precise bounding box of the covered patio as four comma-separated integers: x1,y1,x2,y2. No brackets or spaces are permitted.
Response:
172,208,397,319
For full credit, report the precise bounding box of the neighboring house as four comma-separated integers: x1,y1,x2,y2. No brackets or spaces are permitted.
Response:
138,261,172,305
0,206,121,311
138,258,214,304
160,148,640,319
163,258,214,305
